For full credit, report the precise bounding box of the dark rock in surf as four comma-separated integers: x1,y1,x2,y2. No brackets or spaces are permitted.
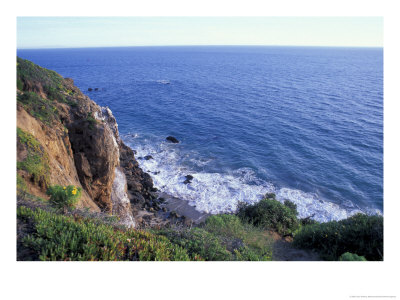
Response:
166,136,179,143
183,174,194,184
88,88,93,91
144,155,153,160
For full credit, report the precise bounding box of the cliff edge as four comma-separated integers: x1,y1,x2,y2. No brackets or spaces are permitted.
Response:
16,57,156,227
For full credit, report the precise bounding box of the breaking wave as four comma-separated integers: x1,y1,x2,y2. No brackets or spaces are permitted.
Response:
122,133,381,222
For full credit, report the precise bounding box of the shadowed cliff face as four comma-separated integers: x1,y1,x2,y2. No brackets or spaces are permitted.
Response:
119,141,156,206
67,111,120,212
16,57,154,227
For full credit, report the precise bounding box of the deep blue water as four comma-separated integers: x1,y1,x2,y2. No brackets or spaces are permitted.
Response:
17,46,383,221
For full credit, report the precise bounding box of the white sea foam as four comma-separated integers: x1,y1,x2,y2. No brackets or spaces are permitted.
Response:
156,80,171,84
125,135,381,222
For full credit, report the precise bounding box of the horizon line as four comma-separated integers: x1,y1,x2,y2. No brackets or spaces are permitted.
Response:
17,44,384,50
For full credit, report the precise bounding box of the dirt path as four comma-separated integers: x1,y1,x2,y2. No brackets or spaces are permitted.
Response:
269,232,321,261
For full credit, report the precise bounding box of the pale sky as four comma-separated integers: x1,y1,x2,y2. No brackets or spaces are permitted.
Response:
17,17,383,49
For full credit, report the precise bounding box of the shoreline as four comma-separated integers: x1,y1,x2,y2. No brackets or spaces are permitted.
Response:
157,191,210,224
127,135,382,224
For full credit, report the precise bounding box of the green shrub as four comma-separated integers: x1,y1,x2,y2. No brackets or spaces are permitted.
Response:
299,216,319,226
204,214,246,239
46,185,82,211
17,206,193,261
264,192,277,200
17,127,50,187
339,252,367,261
237,196,299,235
284,200,298,216
293,213,383,261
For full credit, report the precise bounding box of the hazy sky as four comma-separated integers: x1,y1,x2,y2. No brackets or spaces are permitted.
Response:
17,17,383,49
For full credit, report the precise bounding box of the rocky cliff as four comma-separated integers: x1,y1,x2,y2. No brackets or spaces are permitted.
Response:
16,57,156,227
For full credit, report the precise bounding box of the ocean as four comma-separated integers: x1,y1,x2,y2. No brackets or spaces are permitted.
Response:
17,46,383,222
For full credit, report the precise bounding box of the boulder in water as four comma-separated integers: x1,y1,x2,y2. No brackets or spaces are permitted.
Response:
166,136,179,143
144,155,153,160
183,174,194,184
88,88,93,91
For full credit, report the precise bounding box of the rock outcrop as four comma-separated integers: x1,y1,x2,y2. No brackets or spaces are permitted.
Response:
16,57,155,227
166,136,179,143
183,175,194,184
17,104,100,211
66,105,120,212
119,140,157,207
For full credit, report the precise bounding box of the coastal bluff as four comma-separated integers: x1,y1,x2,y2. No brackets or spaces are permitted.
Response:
16,57,156,227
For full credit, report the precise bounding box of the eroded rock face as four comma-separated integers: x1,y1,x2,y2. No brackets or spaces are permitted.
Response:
17,58,156,225
68,117,119,212
94,107,120,143
111,167,135,228
17,104,100,211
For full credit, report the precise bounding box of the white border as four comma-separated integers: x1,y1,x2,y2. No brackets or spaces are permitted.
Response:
2,1,399,299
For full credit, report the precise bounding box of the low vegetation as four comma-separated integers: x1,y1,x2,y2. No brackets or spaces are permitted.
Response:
293,213,383,261
17,180,383,261
234,193,383,261
203,214,273,260
17,188,383,261
17,57,64,92
155,214,273,261
17,127,50,188
17,190,274,261
17,57,78,123
156,227,233,260
18,205,195,261
17,174,28,194
17,91,59,125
